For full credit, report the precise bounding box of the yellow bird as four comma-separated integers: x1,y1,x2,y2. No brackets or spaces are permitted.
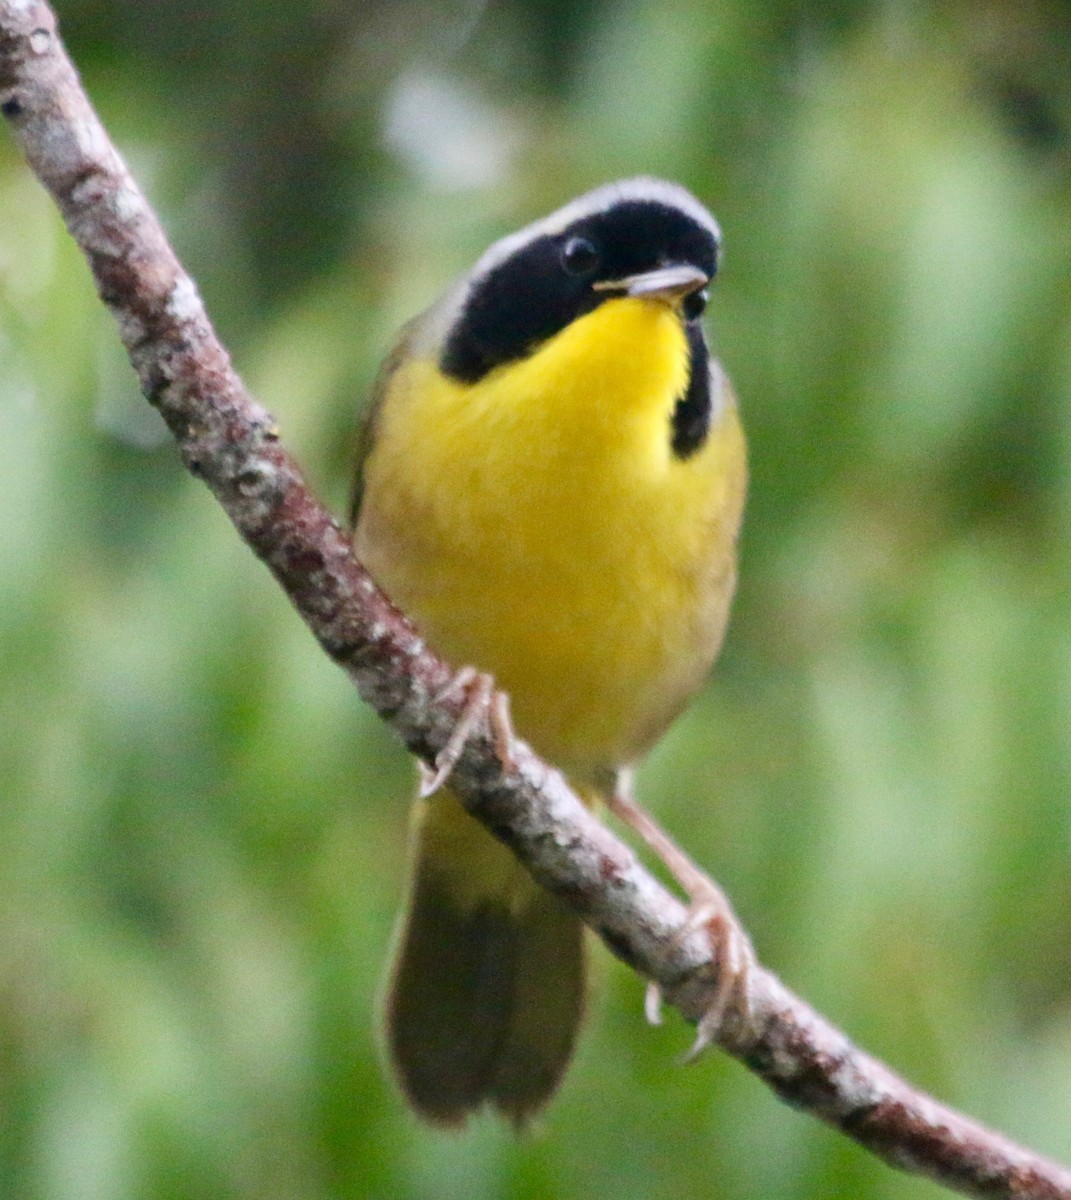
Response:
352,178,747,1128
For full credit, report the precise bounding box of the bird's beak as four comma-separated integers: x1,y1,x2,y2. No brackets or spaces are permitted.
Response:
592,263,709,303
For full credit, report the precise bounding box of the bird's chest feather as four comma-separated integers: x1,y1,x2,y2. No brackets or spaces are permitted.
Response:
356,299,745,771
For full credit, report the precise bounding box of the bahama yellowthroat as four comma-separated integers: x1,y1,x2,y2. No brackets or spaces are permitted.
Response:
351,178,746,1128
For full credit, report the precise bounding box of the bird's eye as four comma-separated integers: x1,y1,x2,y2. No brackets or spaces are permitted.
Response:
683,288,708,322
561,236,599,276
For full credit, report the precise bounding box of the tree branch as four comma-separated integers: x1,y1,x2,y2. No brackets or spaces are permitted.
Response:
1,3,1067,1197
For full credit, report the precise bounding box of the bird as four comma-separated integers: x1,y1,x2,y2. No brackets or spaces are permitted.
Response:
350,177,747,1129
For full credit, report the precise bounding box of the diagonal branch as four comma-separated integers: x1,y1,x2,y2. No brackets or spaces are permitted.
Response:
0,3,1068,1197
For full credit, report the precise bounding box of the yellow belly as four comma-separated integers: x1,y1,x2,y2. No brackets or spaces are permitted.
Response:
355,297,746,781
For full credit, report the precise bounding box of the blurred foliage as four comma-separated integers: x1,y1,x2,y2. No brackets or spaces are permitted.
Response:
2,0,1071,1197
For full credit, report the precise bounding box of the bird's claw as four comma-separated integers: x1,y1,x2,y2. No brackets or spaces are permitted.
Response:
420,667,514,797
608,778,754,1059
676,891,755,1062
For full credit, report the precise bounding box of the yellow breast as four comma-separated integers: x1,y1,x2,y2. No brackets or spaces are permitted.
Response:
356,296,746,781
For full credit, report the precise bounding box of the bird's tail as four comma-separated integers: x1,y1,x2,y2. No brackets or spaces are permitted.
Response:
384,788,586,1128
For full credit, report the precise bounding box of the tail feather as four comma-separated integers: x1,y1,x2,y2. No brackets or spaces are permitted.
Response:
485,887,586,1125
385,791,586,1128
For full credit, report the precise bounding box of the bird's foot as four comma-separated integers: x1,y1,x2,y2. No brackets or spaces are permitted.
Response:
670,885,755,1061
608,776,755,1059
419,666,514,797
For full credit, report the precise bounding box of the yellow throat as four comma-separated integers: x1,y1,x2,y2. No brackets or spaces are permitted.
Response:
357,294,746,779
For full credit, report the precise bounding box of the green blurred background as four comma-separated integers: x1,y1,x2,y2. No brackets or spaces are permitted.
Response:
2,0,1071,1196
